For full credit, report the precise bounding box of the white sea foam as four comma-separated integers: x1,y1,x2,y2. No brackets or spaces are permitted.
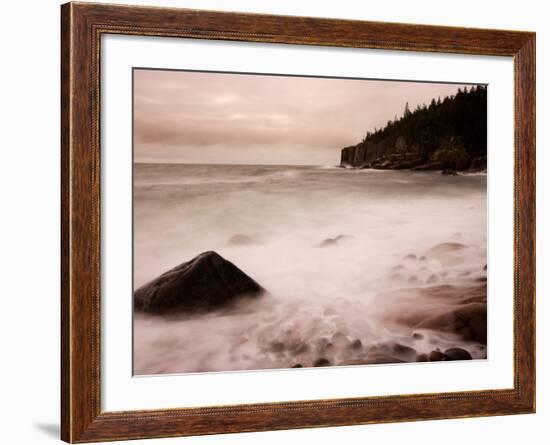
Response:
133,164,487,375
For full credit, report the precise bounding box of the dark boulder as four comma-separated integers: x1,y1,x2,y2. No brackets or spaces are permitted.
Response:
392,343,418,361
416,302,487,344
444,348,472,361
428,350,445,361
134,251,265,314
313,358,331,367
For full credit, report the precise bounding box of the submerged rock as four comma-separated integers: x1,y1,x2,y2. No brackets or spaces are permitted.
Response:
365,354,406,364
441,168,458,176
426,274,439,284
268,341,285,353
318,238,337,247
134,251,265,314
227,234,258,246
317,234,354,248
426,242,468,266
428,242,468,254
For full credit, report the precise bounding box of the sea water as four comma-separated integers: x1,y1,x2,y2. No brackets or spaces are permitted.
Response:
133,163,487,374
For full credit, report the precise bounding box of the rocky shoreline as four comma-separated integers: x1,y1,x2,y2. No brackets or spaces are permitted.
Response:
135,243,487,371
339,85,487,173
340,144,486,174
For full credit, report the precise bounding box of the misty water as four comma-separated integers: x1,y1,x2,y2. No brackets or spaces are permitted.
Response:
134,163,487,375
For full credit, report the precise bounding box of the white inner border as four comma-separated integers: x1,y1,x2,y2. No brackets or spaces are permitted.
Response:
102,34,514,411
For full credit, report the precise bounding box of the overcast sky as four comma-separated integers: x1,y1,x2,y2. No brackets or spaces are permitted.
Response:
134,69,470,166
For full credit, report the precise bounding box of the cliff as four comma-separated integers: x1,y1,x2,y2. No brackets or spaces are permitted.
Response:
340,85,487,172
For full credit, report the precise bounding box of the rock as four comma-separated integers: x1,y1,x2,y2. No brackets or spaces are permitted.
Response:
334,234,354,242
339,359,371,366
392,343,417,361
428,242,468,255
227,234,257,246
426,242,468,266
269,341,285,353
412,161,443,171
441,169,458,176
431,143,471,170
389,273,403,283
292,364,303,368
318,238,337,247
350,339,363,351
313,358,331,367
419,256,427,261
416,353,429,362
318,234,353,247
331,332,350,348
287,340,309,356
483,264,487,271
412,332,424,340
444,348,472,361
365,354,405,364
316,338,335,354
416,303,487,344
403,254,417,260
408,275,419,284
469,156,487,172
428,350,445,361
134,251,265,314
427,274,438,284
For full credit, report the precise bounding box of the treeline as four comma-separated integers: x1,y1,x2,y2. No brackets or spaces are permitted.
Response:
341,85,487,171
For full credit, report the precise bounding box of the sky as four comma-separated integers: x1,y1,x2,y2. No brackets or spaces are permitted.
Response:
134,69,472,166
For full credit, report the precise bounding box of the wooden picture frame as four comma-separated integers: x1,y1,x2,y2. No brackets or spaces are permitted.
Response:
61,2,535,442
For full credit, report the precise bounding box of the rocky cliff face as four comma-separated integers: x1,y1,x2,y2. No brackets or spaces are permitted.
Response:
340,86,487,172
341,136,423,169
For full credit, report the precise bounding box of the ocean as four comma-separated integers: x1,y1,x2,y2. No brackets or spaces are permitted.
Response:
133,163,487,375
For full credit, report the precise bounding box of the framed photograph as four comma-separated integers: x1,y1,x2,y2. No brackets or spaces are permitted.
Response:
61,2,535,442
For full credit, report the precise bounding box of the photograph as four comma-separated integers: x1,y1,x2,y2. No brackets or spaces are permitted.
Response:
132,69,488,375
